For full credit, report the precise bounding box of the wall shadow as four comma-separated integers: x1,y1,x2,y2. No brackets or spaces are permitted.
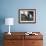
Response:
0,16,5,46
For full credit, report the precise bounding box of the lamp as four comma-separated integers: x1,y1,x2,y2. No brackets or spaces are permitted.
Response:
5,18,14,35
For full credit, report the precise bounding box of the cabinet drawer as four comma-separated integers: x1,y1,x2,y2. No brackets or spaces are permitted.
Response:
4,40,24,46
25,35,43,40
4,35,24,40
4,40,16,46
24,40,43,46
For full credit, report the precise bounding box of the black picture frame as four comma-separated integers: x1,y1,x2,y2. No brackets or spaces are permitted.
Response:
18,9,36,24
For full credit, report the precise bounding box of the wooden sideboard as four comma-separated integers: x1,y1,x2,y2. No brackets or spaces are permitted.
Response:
4,32,43,46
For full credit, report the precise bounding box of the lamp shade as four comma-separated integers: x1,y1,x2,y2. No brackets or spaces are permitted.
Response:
5,18,14,25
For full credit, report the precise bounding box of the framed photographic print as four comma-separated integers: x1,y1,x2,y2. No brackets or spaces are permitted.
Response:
18,9,36,23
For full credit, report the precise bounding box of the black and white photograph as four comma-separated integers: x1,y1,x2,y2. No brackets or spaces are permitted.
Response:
19,9,36,23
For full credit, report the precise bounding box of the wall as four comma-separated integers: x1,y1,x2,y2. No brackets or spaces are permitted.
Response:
0,0,46,46
0,0,46,32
